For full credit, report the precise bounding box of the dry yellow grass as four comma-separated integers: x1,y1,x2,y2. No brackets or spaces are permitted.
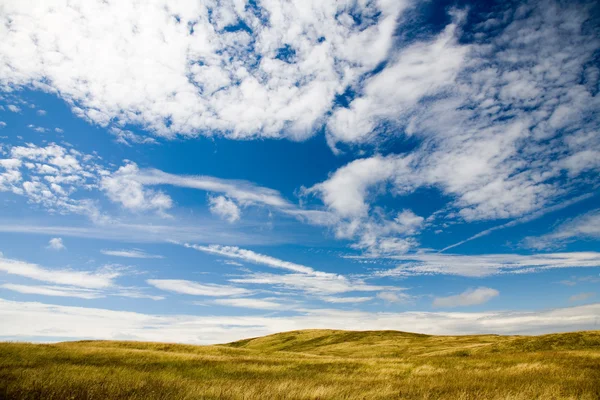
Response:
1,330,599,399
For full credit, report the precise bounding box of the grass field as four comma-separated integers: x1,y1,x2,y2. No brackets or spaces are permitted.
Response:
1,330,599,399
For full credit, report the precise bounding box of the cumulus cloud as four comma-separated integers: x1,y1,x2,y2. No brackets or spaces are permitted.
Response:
46,237,65,251
1,298,599,344
0,142,299,226
101,163,173,214
0,142,106,221
0,0,409,140
433,287,499,308
305,155,425,254
327,14,469,145
306,0,600,257
208,195,241,223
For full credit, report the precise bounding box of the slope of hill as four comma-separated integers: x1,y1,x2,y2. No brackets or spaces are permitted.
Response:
225,329,600,357
1,330,599,399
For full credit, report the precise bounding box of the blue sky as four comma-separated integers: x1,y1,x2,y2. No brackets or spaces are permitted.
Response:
0,0,599,343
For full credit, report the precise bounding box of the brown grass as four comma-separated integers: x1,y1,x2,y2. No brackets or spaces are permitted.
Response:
1,330,599,399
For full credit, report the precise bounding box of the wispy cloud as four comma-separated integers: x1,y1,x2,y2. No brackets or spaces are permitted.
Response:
186,243,402,295
433,287,499,308
212,298,283,310
320,296,373,304
569,292,595,303
101,249,163,259
0,253,160,300
147,279,251,297
524,209,600,250
186,244,315,274
376,252,600,277
376,292,411,304
0,253,119,289
440,193,595,252
0,284,102,299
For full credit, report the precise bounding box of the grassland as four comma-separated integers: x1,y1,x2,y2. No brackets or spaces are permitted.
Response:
1,330,599,399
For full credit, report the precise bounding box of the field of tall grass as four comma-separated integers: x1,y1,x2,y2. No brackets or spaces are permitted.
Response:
1,329,599,399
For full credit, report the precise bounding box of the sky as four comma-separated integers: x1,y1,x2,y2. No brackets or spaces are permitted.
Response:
0,0,599,344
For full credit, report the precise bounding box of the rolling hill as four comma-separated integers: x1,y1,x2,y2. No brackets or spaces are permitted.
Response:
1,329,599,399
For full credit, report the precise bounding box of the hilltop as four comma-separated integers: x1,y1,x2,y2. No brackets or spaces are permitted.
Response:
226,329,600,356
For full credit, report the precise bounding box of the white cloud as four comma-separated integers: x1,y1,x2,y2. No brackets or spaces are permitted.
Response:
46,237,65,251
525,209,600,250
307,155,410,218
230,272,387,296
186,242,400,295
222,260,243,267
569,292,595,303
433,287,499,308
101,163,173,214
28,124,47,133
0,121,6,128
0,143,107,221
147,279,251,297
0,142,302,229
212,298,282,310
307,0,600,256
0,253,161,300
36,109,47,116
0,0,409,140
305,155,425,254
0,220,279,247
377,252,600,277
7,105,20,113
440,193,595,252
208,195,240,223
0,284,102,299
101,249,163,259
0,253,119,289
136,168,291,208
327,15,469,145
320,296,373,304
376,291,410,303
1,298,599,344
187,243,315,274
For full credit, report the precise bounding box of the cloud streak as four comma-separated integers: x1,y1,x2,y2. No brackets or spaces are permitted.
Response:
433,287,499,308
377,252,600,277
